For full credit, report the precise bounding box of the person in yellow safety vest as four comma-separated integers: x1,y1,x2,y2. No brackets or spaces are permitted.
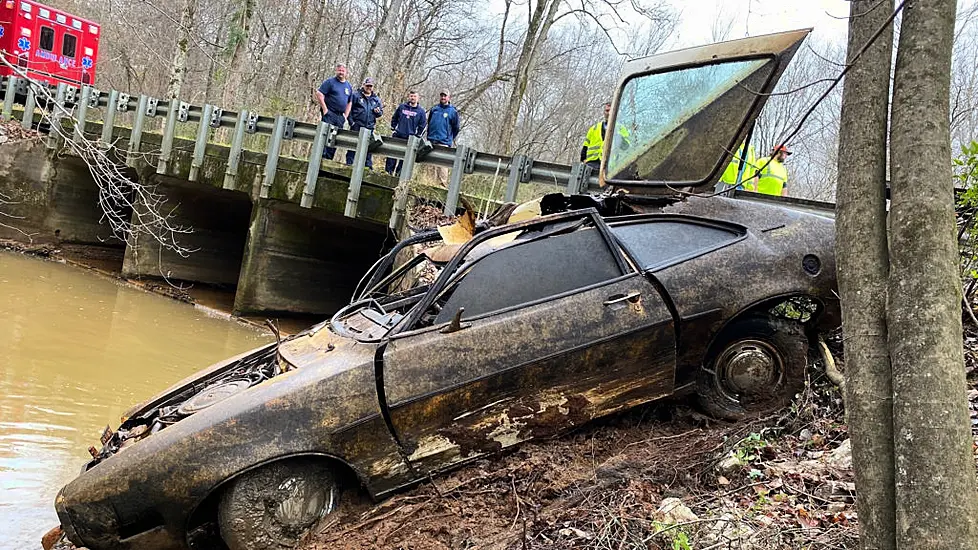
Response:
580,102,629,170
746,144,791,196
718,141,759,191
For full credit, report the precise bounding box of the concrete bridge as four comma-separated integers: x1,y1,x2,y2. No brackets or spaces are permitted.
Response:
0,76,596,315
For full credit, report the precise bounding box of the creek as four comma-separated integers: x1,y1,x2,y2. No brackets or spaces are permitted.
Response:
0,251,272,549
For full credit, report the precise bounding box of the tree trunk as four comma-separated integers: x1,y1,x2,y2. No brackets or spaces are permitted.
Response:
888,0,978,547
498,0,560,154
222,0,255,109
363,0,403,88
835,2,896,548
274,0,310,96
165,0,197,99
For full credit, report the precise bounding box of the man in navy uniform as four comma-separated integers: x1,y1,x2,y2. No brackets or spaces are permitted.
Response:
385,91,427,176
314,63,353,160
345,77,384,169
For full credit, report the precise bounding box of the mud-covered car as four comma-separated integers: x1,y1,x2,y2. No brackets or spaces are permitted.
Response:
53,29,835,550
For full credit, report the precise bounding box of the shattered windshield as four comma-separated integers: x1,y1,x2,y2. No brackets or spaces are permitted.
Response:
607,57,775,184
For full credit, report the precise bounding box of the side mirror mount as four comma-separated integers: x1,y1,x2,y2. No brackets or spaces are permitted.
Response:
440,307,469,334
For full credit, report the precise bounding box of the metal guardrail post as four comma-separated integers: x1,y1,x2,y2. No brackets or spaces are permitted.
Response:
101,90,119,146
444,145,472,215
389,135,420,231
126,94,150,166
566,163,592,194
301,121,330,208
189,103,213,181
21,84,36,130
2,76,16,121
505,154,528,203
344,127,372,218
157,98,180,174
73,86,91,145
46,83,67,148
224,109,248,190
259,115,287,199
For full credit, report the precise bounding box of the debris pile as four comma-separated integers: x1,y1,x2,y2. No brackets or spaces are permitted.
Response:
408,202,455,231
0,119,43,145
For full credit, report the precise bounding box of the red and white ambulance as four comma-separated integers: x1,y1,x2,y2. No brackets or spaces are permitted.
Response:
0,0,100,87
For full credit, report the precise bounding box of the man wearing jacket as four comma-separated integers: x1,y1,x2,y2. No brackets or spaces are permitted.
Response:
345,78,384,169
385,91,427,176
315,63,353,160
428,89,460,185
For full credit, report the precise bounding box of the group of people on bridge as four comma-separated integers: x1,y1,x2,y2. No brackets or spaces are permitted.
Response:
314,63,460,180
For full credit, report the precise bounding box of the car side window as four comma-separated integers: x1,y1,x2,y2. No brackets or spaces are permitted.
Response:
611,220,743,271
432,227,623,324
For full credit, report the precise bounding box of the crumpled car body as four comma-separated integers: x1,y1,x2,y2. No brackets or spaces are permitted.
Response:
53,29,837,550
55,195,837,550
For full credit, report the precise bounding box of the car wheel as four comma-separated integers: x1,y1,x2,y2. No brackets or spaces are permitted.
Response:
218,459,340,550
697,315,808,421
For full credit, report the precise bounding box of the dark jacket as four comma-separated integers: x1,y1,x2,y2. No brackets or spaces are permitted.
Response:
349,89,383,130
390,102,427,138
427,103,460,145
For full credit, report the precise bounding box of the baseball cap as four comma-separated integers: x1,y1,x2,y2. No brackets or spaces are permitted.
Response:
440,89,451,96
364,77,374,86
773,144,792,155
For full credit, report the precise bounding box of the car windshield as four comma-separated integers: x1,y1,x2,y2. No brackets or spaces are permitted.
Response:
606,57,776,184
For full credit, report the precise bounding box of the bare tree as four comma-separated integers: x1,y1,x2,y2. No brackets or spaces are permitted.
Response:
165,0,197,99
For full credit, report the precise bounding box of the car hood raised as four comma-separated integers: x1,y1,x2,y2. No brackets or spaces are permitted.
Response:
603,29,810,195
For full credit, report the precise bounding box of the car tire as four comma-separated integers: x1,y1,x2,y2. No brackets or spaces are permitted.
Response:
218,459,340,550
697,315,808,421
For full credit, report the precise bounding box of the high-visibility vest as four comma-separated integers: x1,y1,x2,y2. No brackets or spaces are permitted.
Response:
720,143,758,186
749,156,788,195
583,121,605,163
582,121,630,163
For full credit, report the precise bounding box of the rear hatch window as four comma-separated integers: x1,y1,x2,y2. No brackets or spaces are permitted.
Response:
611,219,745,271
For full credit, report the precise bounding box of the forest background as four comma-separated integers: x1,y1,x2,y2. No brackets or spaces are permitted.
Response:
39,0,978,201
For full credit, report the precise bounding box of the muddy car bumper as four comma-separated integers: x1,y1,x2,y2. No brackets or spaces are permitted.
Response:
55,486,187,550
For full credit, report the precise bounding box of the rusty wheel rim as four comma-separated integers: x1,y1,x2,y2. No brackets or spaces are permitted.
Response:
714,339,784,402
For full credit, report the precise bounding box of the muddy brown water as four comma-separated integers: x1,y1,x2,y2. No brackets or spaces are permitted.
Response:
0,251,273,549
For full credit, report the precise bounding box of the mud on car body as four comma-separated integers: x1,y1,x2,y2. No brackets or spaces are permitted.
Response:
53,28,836,550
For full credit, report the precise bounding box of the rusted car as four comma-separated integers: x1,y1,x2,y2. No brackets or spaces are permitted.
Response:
53,29,837,550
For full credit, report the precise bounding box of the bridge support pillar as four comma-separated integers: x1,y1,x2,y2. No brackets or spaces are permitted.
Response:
121,178,251,285
233,199,388,316
0,140,127,247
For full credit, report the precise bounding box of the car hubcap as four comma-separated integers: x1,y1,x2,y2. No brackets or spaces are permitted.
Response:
715,339,783,399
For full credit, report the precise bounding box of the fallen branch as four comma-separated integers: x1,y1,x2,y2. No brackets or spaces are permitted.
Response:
817,335,845,393
963,297,978,328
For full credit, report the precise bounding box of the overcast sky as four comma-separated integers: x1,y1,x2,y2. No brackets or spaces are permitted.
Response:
665,0,851,48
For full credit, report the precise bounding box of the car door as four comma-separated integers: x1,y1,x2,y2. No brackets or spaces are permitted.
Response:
380,213,677,474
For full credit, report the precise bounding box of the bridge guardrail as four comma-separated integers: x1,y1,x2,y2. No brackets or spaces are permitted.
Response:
0,75,599,227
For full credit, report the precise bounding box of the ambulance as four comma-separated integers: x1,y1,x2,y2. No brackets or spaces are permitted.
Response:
0,0,100,87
